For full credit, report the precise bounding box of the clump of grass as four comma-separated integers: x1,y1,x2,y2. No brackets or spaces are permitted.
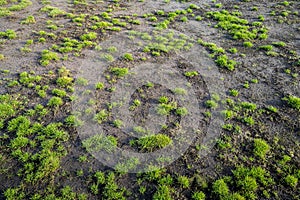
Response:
123,53,134,61
107,46,118,52
64,115,83,127
52,88,67,97
0,29,17,39
95,82,104,90
192,191,206,200
56,76,73,88
198,40,237,71
40,50,59,66
189,4,200,9
229,48,238,54
75,77,88,86
176,107,188,116
173,88,187,95
184,71,198,77
80,32,97,41
100,53,114,62
110,67,129,78
153,185,172,200
212,179,230,197
113,119,123,128
178,175,190,188
40,5,66,17
195,16,203,21
156,98,177,115
206,10,266,41
229,89,239,97
266,105,278,113
0,94,20,129
47,96,63,107
259,45,273,51
94,109,108,124
135,134,172,151
282,95,300,111
19,71,42,87
129,99,141,110
253,138,270,159
285,175,298,188
243,41,253,48
281,1,290,6
0,8,11,17
21,15,36,24
82,134,117,152
8,0,32,11
215,54,236,71
205,100,218,109
272,41,286,47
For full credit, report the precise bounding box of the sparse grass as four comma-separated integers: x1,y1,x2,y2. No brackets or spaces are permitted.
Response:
0,1,299,199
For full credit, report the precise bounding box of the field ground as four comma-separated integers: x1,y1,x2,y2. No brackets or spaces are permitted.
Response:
0,0,299,199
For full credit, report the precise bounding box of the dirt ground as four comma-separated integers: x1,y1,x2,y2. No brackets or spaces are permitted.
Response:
0,0,299,199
